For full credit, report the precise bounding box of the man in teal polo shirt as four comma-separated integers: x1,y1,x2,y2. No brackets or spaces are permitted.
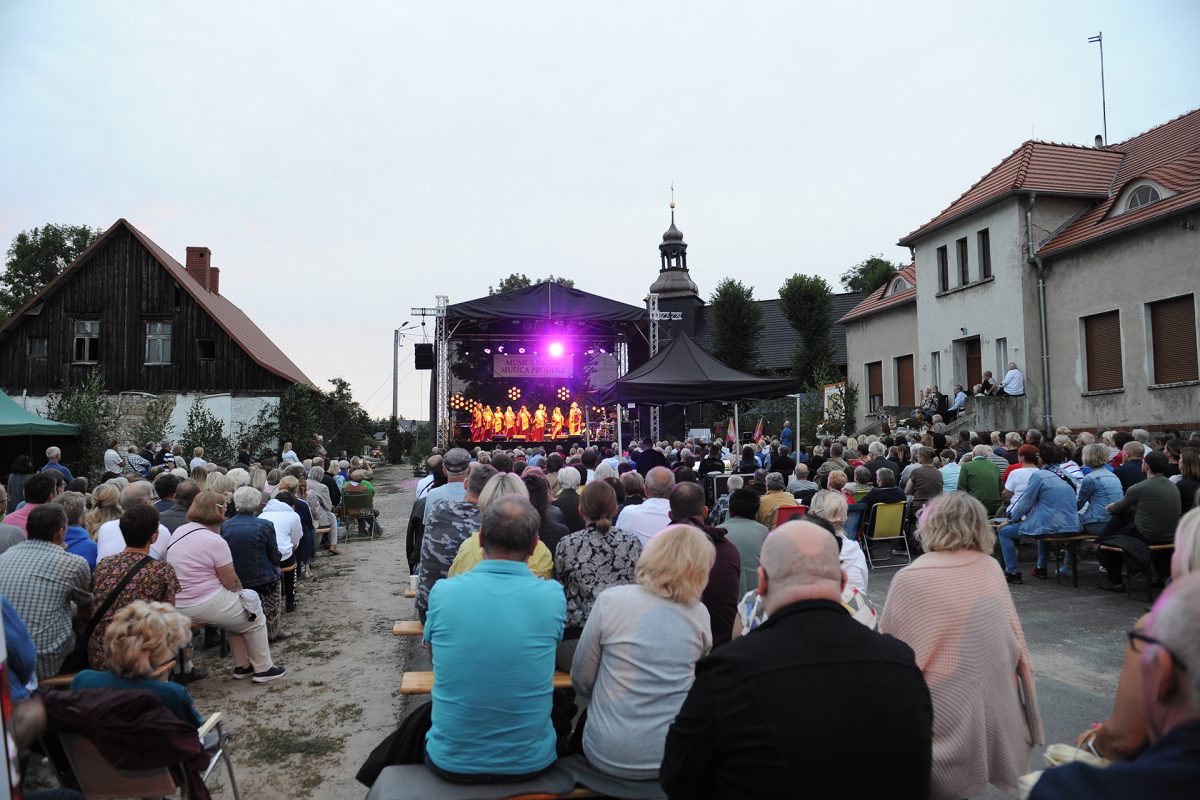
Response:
423,494,566,782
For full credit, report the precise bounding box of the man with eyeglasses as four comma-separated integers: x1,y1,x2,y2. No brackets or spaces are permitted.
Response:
1031,572,1200,798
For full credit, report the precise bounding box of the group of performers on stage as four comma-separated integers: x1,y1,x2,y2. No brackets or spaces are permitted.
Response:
468,401,584,442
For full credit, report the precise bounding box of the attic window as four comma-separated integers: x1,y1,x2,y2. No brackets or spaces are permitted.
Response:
197,339,216,360
885,276,910,297
1126,184,1161,212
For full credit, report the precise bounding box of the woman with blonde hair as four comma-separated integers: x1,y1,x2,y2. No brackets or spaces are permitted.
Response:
807,490,868,593
880,492,1042,799
84,484,121,539
448,473,552,578
571,525,714,779
72,600,201,725
554,480,643,671
1073,507,1200,760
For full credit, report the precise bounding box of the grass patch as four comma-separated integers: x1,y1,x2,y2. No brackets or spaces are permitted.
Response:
242,729,345,765
334,703,364,725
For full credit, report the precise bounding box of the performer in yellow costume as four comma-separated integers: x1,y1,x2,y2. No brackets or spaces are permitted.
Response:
482,405,494,437
532,404,547,441
550,406,564,439
471,405,484,441
518,405,532,439
492,406,504,435
504,406,516,438
568,402,583,436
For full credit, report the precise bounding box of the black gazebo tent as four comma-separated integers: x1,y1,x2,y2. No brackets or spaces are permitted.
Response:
594,333,800,406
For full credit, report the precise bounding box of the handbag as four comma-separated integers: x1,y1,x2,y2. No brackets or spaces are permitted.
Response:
61,555,154,673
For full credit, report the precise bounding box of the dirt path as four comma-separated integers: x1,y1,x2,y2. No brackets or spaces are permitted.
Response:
190,464,422,799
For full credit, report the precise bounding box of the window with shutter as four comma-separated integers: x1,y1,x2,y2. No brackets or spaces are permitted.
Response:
1083,311,1123,391
1150,294,1199,384
866,362,883,412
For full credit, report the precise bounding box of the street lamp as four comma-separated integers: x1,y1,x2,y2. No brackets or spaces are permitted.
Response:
392,322,418,421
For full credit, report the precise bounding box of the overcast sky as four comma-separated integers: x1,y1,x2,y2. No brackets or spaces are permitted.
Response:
2,1,1197,421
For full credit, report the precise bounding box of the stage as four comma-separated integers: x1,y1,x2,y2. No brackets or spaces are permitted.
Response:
452,436,618,453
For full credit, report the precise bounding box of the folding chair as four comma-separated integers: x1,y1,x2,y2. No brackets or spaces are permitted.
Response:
342,489,376,541
59,712,241,800
861,500,911,568
774,504,807,527
844,502,866,542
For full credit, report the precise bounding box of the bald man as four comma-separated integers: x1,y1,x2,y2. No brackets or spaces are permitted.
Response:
661,521,933,800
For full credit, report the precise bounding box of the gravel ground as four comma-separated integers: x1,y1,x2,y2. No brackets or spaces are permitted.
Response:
189,463,422,799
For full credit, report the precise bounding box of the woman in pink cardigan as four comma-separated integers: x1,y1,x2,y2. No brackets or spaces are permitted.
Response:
881,492,1043,799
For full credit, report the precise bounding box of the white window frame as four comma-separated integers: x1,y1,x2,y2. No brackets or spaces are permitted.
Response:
72,319,99,364
145,321,172,365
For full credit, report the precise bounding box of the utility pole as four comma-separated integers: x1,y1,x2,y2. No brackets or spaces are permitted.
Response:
1088,32,1108,145
391,322,417,422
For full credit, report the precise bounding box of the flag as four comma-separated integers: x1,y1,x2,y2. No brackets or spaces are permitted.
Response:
752,418,764,443
726,418,737,444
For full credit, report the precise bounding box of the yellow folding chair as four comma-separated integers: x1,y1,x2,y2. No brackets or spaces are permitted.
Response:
861,500,911,568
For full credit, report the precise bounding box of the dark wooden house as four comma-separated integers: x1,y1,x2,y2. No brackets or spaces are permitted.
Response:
0,218,311,397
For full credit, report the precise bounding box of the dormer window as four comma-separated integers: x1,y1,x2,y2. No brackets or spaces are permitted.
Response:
1126,184,1161,212
884,276,910,297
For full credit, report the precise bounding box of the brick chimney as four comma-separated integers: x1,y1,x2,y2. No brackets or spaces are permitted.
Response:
184,246,220,294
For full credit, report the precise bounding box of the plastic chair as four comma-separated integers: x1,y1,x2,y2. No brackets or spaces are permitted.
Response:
774,505,807,527
861,500,911,568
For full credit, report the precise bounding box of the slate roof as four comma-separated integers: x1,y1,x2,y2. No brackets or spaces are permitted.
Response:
1039,108,1200,257
839,264,917,323
0,218,313,386
693,291,862,372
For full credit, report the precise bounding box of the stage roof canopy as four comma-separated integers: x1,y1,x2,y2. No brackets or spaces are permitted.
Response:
0,391,79,437
595,333,801,406
445,282,646,338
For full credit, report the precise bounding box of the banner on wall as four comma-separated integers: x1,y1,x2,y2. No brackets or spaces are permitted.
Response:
493,354,574,379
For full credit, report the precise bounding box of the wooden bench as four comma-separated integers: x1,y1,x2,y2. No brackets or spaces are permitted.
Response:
403,588,415,599
400,670,572,695
1044,533,1097,588
391,620,423,637
1099,543,1175,602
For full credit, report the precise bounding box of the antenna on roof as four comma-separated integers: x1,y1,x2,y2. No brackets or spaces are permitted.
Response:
1088,32,1108,145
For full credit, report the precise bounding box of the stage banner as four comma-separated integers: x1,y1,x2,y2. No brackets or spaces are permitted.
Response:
493,353,574,379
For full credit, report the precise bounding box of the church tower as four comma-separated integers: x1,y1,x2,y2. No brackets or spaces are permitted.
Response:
648,200,702,338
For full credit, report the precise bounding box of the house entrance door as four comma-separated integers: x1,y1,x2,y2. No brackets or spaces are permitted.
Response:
965,337,982,390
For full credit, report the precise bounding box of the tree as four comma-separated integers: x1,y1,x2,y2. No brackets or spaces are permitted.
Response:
43,369,115,480
709,278,763,369
1,224,101,322
130,395,175,450
488,273,576,295
179,396,234,465
778,274,836,386
839,255,902,296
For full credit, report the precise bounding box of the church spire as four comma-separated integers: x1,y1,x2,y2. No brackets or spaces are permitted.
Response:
650,194,698,297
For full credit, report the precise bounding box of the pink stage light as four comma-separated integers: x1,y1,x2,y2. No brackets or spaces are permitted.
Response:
548,342,565,358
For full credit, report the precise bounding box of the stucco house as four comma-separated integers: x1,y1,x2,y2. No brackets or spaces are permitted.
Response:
843,107,1200,433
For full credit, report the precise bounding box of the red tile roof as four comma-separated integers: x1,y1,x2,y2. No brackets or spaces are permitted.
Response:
0,219,313,387
898,142,1124,246
839,264,917,323
1039,108,1200,257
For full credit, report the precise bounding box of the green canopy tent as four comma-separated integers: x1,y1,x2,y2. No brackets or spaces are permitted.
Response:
0,391,80,481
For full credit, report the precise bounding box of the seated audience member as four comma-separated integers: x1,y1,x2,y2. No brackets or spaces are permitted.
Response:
904,447,944,512
661,520,933,799
0,504,91,678
756,472,799,528
2,471,60,534
672,451,700,484
615,466,674,548
721,489,770,597
554,480,642,671
959,444,1003,515
84,484,121,539
844,466,873,498
305,466,340,555
159,479,201,533
883,492,1042,798
825,469,855,505
814,444,848,485
416,464,496,622
735,445,759,475
54,491,97,570
1178,447,1200,512
85,504,180,671
999,362,1025,397
698,444,726,477
523,471,570,557
552,466,585,532
422,448,470,526
222,487,285,640
152,472,181,512
260,490,303,612
1003,444,1041,508
668,482,740,648
998,444,1082,583
772,446,795,480
97,481,174,561
858,467,906,516
786,463,818,494
1113,441,1147,492
706,475,742,525
861,442,893,487
1031,571,1200,799
72,601,203,726
619,471,645,508
808,490,868,594
1072,508,1200,762
938,448,962,491
944,384,968,421
450,474,554,578
1098,451,1182,592
572,525,714,779
166,490,285,683
1077,443,1124,537
423,495,566,782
